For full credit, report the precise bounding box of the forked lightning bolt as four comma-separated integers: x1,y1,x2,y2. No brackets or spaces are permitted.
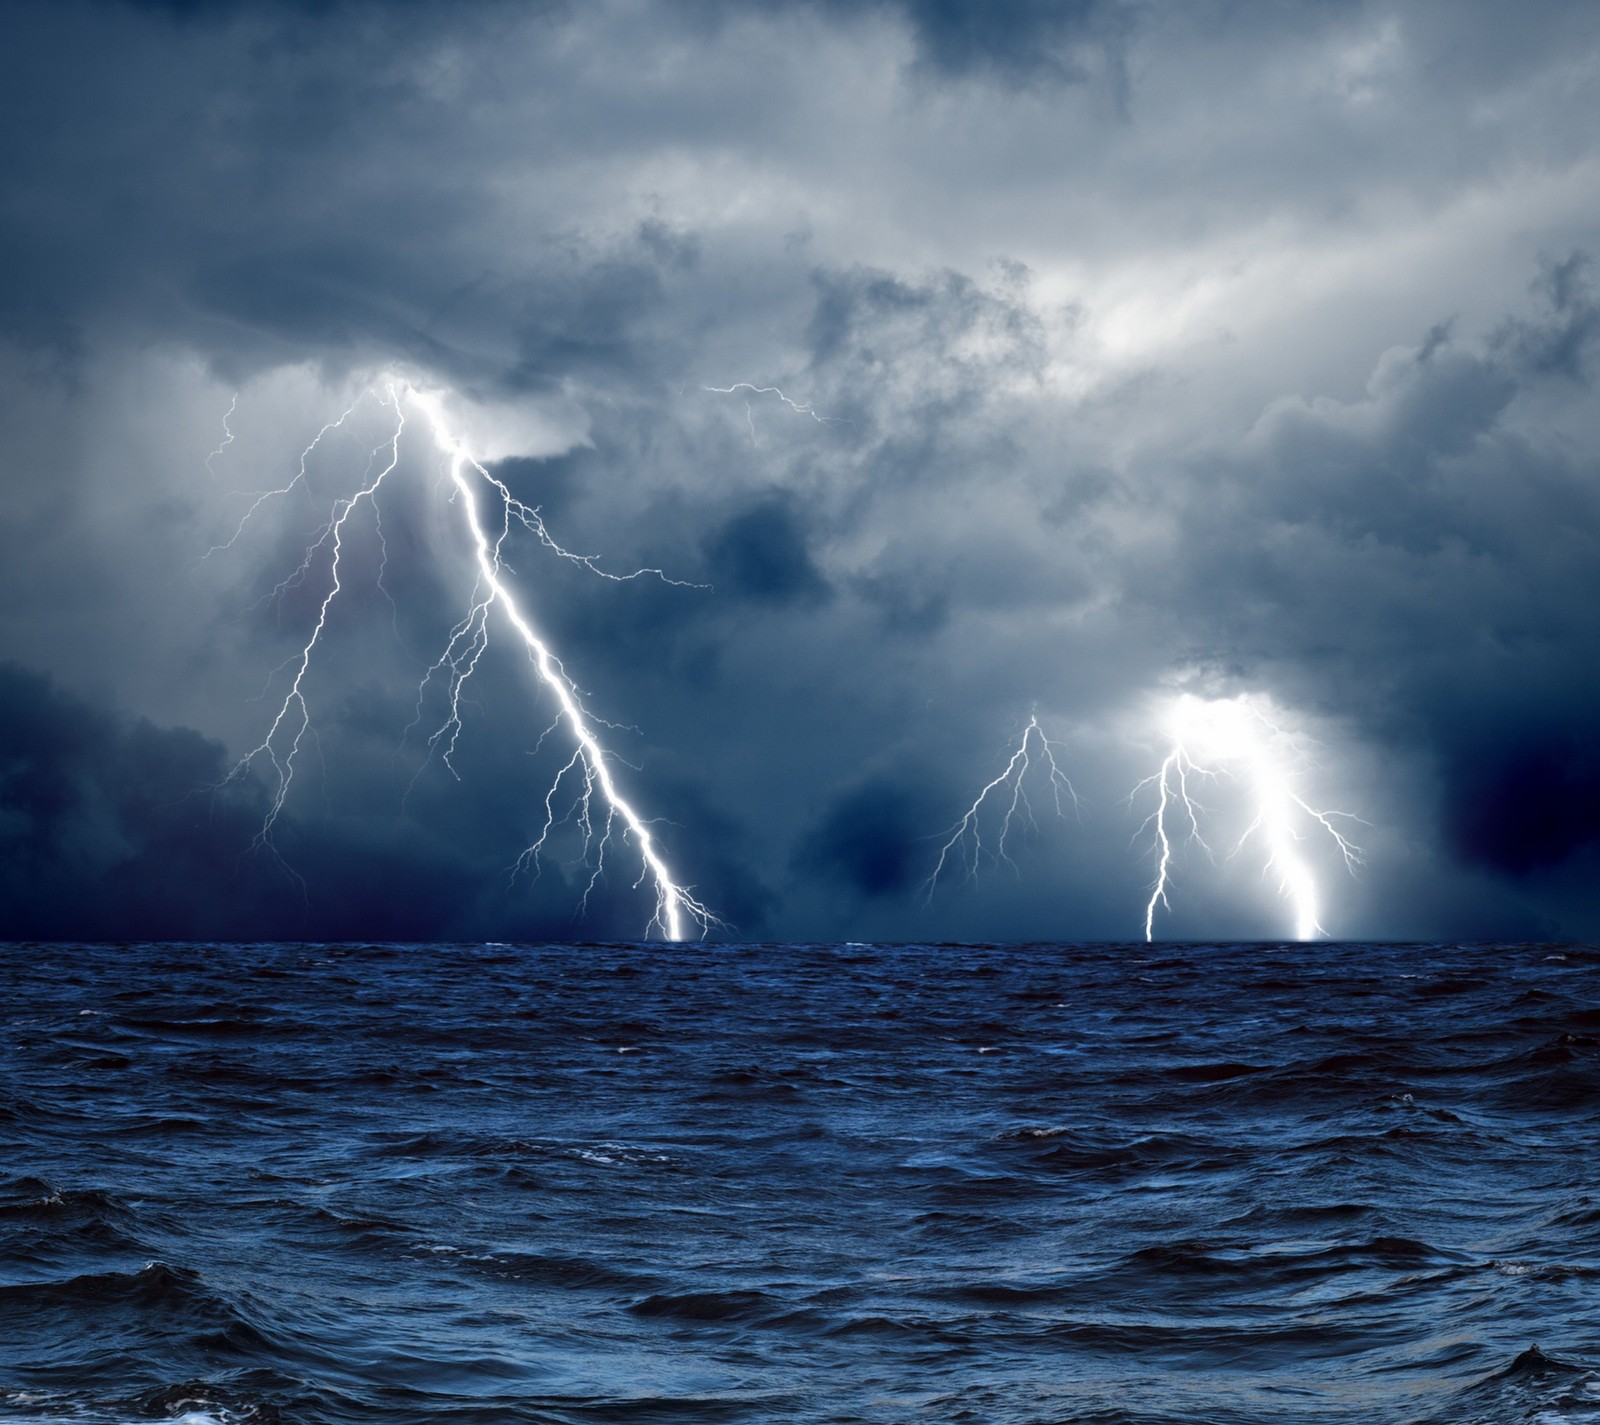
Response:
924,714,1077,900
407,387,713,940
1136,694,1362,942
220,377,713,941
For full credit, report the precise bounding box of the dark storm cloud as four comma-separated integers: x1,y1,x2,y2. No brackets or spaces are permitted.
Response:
0,657,765,941
667,0,1133,83
1129,254,1600,902
804,264,1049,406
0,662,291,939
1446,721,1600,877
3,0,1600,938
795,773,943,900
853,0,1130,84
701,498,831,608
1493,253,1600,384
114,0,475,15
0,0,1115,373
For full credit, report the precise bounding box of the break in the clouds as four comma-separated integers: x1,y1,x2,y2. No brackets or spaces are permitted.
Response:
2,0,1599,941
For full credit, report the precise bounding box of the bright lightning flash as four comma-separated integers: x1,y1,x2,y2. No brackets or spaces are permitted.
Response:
1136,694,1362,942
222,377,713,941
925,714,1078,901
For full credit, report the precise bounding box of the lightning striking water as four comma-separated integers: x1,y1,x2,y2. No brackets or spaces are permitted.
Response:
924,714,1077,901
221,376,711,941
1136,693,1362,942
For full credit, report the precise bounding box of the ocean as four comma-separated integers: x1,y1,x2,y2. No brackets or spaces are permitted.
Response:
1,940,1597,1424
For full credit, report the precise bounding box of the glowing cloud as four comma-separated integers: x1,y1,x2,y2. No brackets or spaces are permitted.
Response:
1136,693,1363,942
930,693,1365,940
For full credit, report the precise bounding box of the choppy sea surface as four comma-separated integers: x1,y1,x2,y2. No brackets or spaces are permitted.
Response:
2,941,1599,1425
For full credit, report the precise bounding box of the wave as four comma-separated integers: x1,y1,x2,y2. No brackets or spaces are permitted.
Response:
4,940,1599,1424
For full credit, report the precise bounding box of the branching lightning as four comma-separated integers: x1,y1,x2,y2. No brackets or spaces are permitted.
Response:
1135,693,1363,942
203,403,366,563
231,387,407,865
924,714,1078,901
929,694,1366,939
218,375,713,941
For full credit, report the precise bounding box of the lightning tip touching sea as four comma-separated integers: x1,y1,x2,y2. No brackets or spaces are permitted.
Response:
2,941,1598,1424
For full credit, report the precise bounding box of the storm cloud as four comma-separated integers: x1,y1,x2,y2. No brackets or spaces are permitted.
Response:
2,0,1599,940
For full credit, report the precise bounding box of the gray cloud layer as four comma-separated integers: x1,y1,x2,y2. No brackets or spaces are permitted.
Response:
2,0,1599,940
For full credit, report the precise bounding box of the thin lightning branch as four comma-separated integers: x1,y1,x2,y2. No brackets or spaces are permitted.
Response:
1294,796,1365,875
498,488,704,587
217,375,714,941
516,746,587,876
1135,694,1364,942
202,399,367,562
924,714,1078,902
225,387,407,861
204,393,237,479
528,714,564,760
370,476,405,643
255,423,401,624
705,383,840,424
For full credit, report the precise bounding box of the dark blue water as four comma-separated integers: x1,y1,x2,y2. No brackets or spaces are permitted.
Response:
2,942,1599,1424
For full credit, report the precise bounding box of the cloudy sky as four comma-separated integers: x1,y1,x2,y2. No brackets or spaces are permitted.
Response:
3,0,1599,943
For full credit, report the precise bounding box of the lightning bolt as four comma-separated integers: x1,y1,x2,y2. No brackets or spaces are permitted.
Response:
1136,693,1363,942
1134,744,1213,943
924,714,1078,900
405,386,713,940
219,375,713,941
